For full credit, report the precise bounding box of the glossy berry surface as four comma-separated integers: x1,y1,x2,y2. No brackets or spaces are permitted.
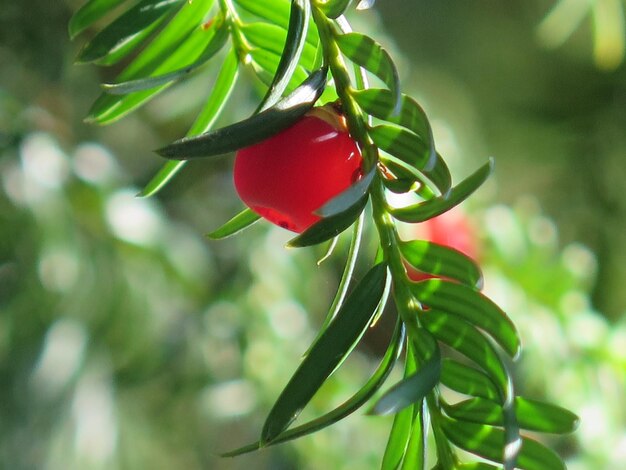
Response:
234,115,362,232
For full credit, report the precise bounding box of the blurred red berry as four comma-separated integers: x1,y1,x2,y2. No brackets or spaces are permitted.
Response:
406,208,480,281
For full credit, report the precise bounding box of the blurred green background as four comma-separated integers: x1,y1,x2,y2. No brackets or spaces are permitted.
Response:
1,1,625,469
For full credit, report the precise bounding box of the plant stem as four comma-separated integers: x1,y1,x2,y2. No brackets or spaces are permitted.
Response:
311,6,460,469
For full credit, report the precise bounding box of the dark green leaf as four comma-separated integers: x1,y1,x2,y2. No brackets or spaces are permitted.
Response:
255,0,311,112
336,32,401,114
411,279,520,358
369,331,440,415
440,359,500,401
400,240,483,289
390,159,493,223
421,311,508,400
223,319,404,457
157,67,328,159
441,417,566,470
260,263,388,443
76,0,183,63
69,0,129,38
207,208,261,240
314,166,376,218
370,124,451,195
303,214,365,357
286,195,368,248
102,25,229,94
139,48,239,196
86,0,217,124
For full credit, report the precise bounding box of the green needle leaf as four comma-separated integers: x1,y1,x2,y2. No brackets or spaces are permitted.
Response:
86,0,217,124
353,88,436,175
370,124,451,195
241,23,317,68
69,0,129,38
101,25,229,94
516,398,579,434
76,0,184,63
368,331,440,416
314,165,376,218
139,48,240,197
400,240,483,289
157,67,328,159
286,195,368,247
440,359,500,401
381,347,418,470
260,262,388,444
234,0,320,49
441,417,566,470
206,208,261,240
320,0,353,19
420,311,508,397
410,279,520,358
443,397,579,435
255,0,311,112
389,158,493,223
336,32,401,114
223,318,404,457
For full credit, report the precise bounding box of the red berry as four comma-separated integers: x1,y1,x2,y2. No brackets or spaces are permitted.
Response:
234,114,363,232
405,208,480,281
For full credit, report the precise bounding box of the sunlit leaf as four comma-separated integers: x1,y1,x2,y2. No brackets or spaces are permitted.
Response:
400,407,426,470
381,405,414,470
206,208,261,240
353,88,435,168
241,22,317,74
102,25,229,94
234,0,319,47
441,417,566,470
443,396,579,435
223,318,404,456
411,279,520,358
139,48,240,196
157,67,327,159
336,32,401,114
287,195,368,247
320,0,353,19
381,350,418,470
400,240,483,289
260,263,388,443
76,0,183,63
440,359,500,401
86,0,217,124
390,158,493,223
